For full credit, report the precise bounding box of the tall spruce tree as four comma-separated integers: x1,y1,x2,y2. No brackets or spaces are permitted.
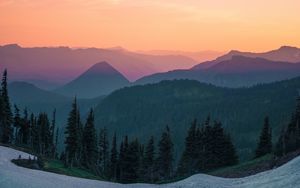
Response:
276,95,300,156
177,119,198,176
1,70,13,144
156,126,173,180
110,132,118,180
82,109,98,169
50,109,56,157
64,98,79,167
37,113,52,156
98,127,109,176
121,138,140,183
13,105,21,144
20,108,30,145
255,116,272,158
141,136,155,182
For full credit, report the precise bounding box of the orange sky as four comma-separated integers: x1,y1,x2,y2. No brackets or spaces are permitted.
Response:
1,0,300,52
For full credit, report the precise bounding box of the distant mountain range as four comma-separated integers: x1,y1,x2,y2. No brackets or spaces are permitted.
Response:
137,49,223,62
54,62,130,98
94,77,300,160
193,46,300,70
0,44,198,89
136,47,300,87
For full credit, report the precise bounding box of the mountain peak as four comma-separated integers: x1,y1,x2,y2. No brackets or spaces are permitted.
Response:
278,45,299,51
85,61,119,75
55,61,130,98
2,44,21,49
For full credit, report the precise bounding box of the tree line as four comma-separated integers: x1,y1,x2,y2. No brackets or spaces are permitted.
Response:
0,70,58,158
63,98,239,182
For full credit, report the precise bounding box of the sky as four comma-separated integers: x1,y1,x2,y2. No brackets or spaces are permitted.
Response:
1,0,300,52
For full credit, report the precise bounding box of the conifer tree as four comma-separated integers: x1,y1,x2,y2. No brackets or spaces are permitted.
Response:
75,109,83,165
37,113,51,156
98,127,109,176
110,132,118,180
30,113,39,152
156,126,173,180
121,138,140,183
141,136,155,182
50,109,56,157
20,108,30,145
82,109,98,169
222,134,239,166
276,95,300,156
64,98,79,167
0,70,13,144
177,119,198,176
13,105,21,144
255,116,272,158
0,91,4,141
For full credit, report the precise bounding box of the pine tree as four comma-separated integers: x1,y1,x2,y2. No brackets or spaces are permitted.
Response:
0,91,4,141
156,126,173,180
30,113,39,152
141,136,155,182
222,134,239,166
98,127,109,176
177,119,198,176
54,127,59,159
119,136,129,183
276,95,300,156
20,108,30,145
75,109,83,166
121,138,140,183
82,109,98,169
255,116,272,158
37,113,51,156
13,105,21,144
110,132,118,180
0,70,13,144
50,109,56,157
64,98,79,167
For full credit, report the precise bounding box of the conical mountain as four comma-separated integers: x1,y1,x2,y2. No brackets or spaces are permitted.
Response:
55,62,130,98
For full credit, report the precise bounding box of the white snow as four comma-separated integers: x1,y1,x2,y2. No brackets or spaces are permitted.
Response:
0,146,300,188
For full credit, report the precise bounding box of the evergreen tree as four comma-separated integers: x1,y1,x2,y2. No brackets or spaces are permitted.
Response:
0,70,13,144
13,105,21,144
64,98,79,167
82,109,98,169
54,127,59,158
177,119,198,176
141,136,155,182
156,126,173,180
222,134,239,166
20,108,30,145
110,132,118,180
75,109,83,166
98,127,109,176
255,116,272,158
119,136,129,182
37,113,51,156
276,95,300,156
50,109,56,157
0,91,4,141
121,138,140,183
30,113,39,152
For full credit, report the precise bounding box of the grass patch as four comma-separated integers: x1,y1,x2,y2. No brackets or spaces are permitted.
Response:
43,159,103,181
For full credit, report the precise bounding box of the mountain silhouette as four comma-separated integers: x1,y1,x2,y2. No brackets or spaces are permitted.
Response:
54,62,130,98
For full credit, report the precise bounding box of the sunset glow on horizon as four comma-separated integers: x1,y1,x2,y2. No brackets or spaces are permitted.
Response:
1,0,300,52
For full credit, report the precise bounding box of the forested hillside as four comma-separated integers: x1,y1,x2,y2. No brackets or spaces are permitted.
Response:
94,78,300,160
